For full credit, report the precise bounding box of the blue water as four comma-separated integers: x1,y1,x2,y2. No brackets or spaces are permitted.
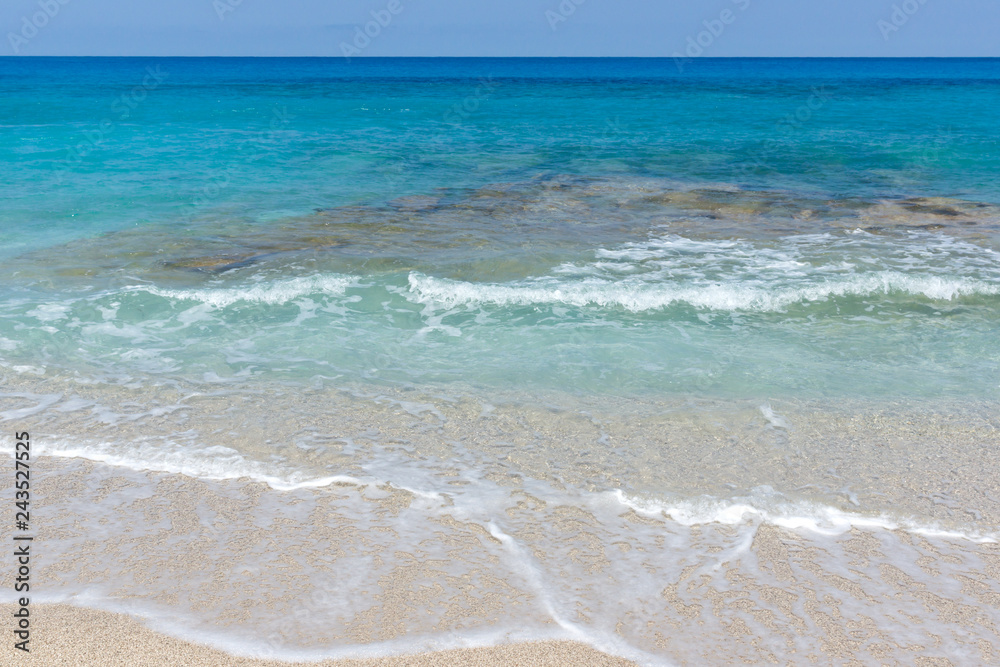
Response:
1,57,999,400
4,59,1000,665
5,58,1000,243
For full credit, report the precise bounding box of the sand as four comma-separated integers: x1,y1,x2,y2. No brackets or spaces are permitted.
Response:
3,382,1000,665
4,604,636,667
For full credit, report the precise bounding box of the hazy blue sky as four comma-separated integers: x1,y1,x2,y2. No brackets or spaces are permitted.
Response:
3,0,998,57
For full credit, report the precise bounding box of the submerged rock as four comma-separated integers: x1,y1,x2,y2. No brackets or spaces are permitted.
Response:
387,195,441,211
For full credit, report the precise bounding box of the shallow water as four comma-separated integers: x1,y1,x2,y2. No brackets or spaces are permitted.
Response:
2,57,1000,664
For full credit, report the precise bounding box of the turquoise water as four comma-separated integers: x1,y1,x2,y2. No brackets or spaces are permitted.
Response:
2,58,999,400
4,58,1000,665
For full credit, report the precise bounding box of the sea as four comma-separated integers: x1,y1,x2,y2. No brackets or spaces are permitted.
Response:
1,58,999,664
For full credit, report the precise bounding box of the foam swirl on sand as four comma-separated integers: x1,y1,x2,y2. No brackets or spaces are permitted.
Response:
8,446,1000,666
4,436,994,544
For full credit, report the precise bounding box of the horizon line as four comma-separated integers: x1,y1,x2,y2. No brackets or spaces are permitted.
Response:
2,55,999,59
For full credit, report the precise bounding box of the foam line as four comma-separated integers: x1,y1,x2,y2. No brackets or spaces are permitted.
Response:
407,271,1000,313
2,441,992,545
131,274,358,307
610,490,998,544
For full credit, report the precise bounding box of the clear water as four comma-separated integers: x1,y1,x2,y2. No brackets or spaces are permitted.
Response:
2,58,1000,664
3,57,999,400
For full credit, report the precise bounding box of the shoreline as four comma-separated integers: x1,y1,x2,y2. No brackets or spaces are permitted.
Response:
2,454,998,665
2,604,637,667
3,56,1000,667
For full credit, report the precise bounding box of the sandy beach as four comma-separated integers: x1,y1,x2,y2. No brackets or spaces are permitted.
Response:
3,415,999,665
5,605,637,667
3,54,1000,666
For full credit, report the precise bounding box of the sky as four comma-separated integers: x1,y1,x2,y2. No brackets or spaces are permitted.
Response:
2,0,999,57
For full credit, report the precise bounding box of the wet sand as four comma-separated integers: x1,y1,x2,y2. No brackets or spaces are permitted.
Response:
3,450,999,666
2,375,1000,665
3,604,635,667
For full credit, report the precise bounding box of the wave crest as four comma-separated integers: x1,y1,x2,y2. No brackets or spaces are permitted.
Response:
133,274,357,307
407,271,1000,312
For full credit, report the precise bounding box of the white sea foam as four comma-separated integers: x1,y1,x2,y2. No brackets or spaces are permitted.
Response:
759,403,790,429
408,271,1000,313
9,591,669,666
2,436,992,545
134,274,357,307
1,441,994,666
25,302,71,322
406,230,1000,313
0,436,364,492
610,489,998,543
